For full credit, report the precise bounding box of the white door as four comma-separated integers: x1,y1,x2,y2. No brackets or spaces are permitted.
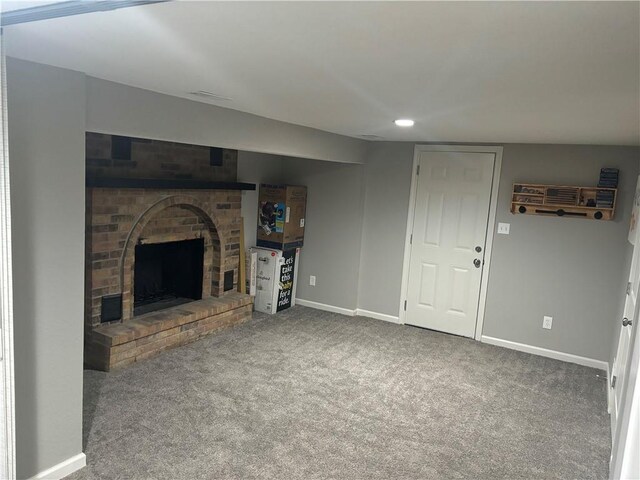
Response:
405,150,495,337
611,220,640,435
616,324,639,480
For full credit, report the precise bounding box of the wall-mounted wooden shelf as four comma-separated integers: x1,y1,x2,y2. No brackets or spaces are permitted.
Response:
511,183,616,220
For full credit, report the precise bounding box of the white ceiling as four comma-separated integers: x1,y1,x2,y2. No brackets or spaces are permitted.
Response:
1,1,63,13
4,1,640,145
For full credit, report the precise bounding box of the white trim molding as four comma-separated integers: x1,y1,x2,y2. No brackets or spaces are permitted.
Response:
295,299,356,317
28,453,86,480
294,299,402,325
0,32,16,480
481,335,608,371
608,363,613,415
355,309,401,324
398,144,503,343
474,147,503,341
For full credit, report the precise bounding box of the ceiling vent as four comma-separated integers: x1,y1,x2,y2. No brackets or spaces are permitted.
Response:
189,91,233,102
360,134,383,140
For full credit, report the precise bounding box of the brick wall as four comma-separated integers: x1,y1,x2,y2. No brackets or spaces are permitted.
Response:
85,134,242,329
86,132,237,182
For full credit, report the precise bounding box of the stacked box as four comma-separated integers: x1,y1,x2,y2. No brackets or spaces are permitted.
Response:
257,184,307,250
251,247,300,314
598,168,619,188
596,190,615,208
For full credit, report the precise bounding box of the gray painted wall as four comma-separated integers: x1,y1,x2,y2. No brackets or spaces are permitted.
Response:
238,151,364,310
86,77,367,165
483,144,638,362
7,58,86,478
281,158,365,310
359,142,639,362
237,152,366,310
357,142,415,316
237,151,285,248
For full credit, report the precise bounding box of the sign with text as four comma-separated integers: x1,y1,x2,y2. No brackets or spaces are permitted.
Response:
277,249,296,312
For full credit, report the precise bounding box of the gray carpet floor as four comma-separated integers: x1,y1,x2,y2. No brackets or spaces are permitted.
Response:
69,306,610,480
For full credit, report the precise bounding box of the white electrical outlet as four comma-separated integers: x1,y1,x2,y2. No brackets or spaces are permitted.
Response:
497,223,511,235
543,316,553,329
309,275,316,286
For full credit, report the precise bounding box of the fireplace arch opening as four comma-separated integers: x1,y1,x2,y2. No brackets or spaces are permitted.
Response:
119,195,225,321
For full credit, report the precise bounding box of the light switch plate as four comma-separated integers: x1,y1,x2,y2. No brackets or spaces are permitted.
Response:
543,316,553,329
497,223,510,235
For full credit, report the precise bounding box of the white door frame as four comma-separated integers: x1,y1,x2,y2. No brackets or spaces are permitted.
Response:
399,144,503,341
0,31,16,480
611,286,639,479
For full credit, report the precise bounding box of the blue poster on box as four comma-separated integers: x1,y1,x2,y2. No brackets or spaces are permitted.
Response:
258,201,285,235
274,203,285,233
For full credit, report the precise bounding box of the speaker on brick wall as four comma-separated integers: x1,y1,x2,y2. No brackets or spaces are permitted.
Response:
210,147,224,167
101,294,122,323
111,135,132,161
224,270,234,291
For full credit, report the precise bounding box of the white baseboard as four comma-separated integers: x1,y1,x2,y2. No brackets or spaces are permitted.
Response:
607,364,613,415
28,453,86,480
294,300,403,325
481,335,608,371
295,299,356,317
355,308,401,324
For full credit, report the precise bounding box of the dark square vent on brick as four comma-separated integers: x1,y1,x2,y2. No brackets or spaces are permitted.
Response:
224,270,234,291
101,294,122,323
210,147,223,166
111,135,132,161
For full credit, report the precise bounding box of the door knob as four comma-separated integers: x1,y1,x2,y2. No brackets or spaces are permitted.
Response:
623,317,633,327
473,259,481,268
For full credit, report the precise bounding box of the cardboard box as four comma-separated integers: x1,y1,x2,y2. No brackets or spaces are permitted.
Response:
257,184,307,250
251,247,300,314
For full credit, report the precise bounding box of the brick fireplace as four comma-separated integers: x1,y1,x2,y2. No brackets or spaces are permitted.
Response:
84,133,254,371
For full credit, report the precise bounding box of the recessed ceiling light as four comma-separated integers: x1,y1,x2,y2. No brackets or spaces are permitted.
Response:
394,119,415,127
189,91,233,102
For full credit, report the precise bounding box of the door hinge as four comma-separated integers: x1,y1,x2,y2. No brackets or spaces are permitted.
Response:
627,282,631,295
404,300,407,311
416,164,420,175
410,234,413,245
611,375,617,389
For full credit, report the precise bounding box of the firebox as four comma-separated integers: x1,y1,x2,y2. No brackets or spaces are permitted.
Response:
134,238,205,316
